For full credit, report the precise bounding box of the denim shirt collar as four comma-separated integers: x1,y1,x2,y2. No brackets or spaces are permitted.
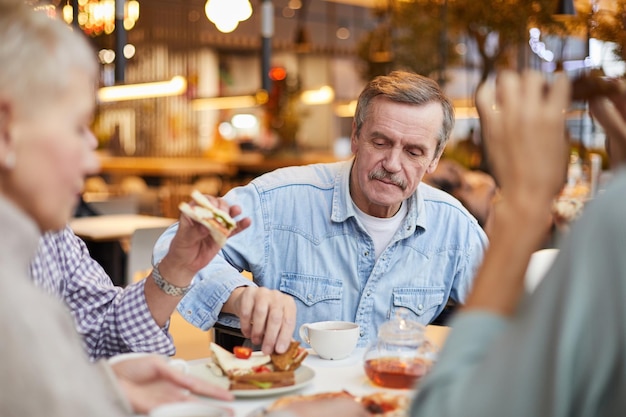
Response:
330,158,427,238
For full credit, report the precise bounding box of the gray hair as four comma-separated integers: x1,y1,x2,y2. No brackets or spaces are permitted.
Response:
0,0,98,115
354,71,455,156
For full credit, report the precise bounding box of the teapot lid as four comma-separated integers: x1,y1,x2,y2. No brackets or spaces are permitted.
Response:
378,308,426,344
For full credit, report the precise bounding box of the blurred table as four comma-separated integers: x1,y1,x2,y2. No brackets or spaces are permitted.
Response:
70,214,176,286
97,152,346,180
97,155,237,178
69,214,176,242
96,152,348,218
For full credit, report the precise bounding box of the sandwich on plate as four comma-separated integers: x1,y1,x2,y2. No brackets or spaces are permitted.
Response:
207,342,307,390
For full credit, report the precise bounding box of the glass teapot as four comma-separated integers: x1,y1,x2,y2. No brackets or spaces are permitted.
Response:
363,308,437,389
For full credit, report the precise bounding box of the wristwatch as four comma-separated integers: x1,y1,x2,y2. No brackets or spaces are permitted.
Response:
151,262,191,297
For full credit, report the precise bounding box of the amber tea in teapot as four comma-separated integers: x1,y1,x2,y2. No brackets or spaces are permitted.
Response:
364,308,437,389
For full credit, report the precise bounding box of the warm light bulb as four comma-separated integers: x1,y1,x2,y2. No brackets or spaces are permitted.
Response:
63,4,73,23
205,0,252,33
127,0,140,21
215,19,240,33
59,0,140,36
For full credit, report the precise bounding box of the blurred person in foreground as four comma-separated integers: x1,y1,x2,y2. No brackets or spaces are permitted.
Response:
0,1,240,415
273,70,626,417
411,70,626,417
155,70,489,355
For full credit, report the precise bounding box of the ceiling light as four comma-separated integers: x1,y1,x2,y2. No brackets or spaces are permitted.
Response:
98,76,187,102
205,0,252,33
62,0,140,36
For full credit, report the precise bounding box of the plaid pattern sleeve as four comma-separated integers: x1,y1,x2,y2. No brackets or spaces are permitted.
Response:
30,226,175,360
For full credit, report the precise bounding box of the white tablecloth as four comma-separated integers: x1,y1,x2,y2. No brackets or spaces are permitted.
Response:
191,347,414,417
136,327,448,416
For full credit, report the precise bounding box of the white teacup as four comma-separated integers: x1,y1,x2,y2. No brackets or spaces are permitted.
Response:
108,352,189,374
299,321,359,360
149,402,232,417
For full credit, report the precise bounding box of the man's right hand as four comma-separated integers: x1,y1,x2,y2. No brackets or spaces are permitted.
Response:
223,286,297,355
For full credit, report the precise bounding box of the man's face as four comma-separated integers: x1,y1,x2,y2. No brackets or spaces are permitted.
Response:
350,97,443,218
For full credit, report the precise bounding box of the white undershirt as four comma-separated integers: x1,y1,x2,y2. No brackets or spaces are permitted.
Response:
353,201,408,259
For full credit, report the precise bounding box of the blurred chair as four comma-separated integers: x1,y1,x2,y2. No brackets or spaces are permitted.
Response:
119,175,162,216
524,248,559,293
126,225,170,286
84,175,109,194
119,175,148,196
88,194,139,215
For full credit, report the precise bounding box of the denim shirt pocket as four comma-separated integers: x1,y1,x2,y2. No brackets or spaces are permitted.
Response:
279,273,343,323
392,287,446,323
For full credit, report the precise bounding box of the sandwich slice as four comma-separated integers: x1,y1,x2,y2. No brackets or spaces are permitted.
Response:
571,71,626,101
178,190,236,246
208,342,306,390
270,341,308,372
229,369,296,390
208,342,271,377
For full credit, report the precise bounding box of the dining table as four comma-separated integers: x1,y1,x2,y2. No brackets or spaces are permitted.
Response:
69,214,176,286
69,214,177,242
174,325,450,417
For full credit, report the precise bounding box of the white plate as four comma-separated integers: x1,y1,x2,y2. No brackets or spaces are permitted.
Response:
189,362,315,398
149,402,233,417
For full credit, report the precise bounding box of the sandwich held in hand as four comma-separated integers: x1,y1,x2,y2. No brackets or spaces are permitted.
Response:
571,71,626,101
178,190,236,246
207,342,307,390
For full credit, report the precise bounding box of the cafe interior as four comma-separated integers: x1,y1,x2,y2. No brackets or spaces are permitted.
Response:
25,0,625,413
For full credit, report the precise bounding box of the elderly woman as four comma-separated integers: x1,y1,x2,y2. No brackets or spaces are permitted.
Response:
0,1,245,415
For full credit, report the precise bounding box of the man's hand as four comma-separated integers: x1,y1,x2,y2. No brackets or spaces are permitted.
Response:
225,286,297,355
110,355,234,415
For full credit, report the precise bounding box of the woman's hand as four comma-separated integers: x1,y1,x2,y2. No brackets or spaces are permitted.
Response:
476,70,571,210
110,355,233,415
588,79,626,168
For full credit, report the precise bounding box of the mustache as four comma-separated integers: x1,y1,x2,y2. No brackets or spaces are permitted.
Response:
369,169,408,191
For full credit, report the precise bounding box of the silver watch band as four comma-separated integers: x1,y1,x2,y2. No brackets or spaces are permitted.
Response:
151,262,191,297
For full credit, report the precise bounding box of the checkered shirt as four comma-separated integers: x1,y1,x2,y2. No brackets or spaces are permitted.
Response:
29,225,175,360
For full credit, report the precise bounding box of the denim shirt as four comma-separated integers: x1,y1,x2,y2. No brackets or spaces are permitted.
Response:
154,160,488,347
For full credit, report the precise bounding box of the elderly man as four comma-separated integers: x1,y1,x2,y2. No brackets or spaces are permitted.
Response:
155,71,488,355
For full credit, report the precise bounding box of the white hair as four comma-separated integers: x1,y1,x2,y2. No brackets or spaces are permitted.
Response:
0,0,98,114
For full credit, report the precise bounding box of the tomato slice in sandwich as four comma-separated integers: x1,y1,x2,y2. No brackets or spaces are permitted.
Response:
234,346,253,359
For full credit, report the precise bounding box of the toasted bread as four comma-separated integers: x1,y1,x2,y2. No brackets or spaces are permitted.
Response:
271,341,308,371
